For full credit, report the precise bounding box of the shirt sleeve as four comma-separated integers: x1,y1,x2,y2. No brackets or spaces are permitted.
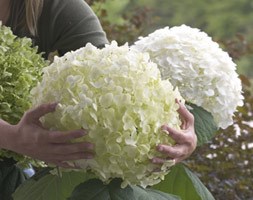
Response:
37,0,109,58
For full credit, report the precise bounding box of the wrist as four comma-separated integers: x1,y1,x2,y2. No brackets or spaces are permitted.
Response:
0,119,17,150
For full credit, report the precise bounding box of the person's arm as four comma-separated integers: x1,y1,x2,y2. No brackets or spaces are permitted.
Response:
152,100,197,164
37,0,109,58
0,103,94,168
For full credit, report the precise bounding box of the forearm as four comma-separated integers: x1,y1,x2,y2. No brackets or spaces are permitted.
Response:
0,119,16,150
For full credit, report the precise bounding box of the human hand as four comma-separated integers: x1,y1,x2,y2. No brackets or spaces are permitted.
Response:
152,99,197,164
4,103,94,168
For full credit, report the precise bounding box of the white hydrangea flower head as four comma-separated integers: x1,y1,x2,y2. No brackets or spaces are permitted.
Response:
132,25,244,129
31,41,184,188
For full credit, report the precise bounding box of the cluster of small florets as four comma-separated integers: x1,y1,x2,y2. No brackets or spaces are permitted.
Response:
31,42,183,187
132,25,244,129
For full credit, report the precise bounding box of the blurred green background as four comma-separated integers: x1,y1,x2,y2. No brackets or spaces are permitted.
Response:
91,0,253,78
87,0,253,199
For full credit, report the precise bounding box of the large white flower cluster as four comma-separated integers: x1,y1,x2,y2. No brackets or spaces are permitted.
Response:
31,42,183,188
132,25,244,129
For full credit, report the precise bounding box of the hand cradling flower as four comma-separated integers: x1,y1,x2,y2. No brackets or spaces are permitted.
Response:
31,41,184,188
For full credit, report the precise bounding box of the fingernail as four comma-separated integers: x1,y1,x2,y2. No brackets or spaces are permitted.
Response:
161,126,169,134
50,102,58,109
84,153,94,159
157,145,163,152
175,98,182,103
86,143,94,151
79,130,88,136
161,125,167,131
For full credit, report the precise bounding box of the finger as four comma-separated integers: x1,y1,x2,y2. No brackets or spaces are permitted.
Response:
25,103,58,122
42,150,94,162
48,130,88,143
58,161,82,169
54,152,94,161
157,144,186,159
57,162,76,168
151,157,175,165
176,99,194,126
51,142,94,155
151,157,166,164
161,125,188,144
45,160,79,169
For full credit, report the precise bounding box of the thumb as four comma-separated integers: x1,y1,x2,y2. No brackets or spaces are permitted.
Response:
24,103,58,122
176,99,194,125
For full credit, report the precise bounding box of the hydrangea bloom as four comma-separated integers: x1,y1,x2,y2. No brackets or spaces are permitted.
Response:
31,42,184,187
132,25,244,129
0,22,47,167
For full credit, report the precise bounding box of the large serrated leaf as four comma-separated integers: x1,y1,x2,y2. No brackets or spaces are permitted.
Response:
68,178,181,200
12,171,94,200
152,164,215,200
187,103,218,146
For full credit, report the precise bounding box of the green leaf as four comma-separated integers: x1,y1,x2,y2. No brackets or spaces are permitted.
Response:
12,171,94,200
187,103,218,146
69,178,181,200
152,164,215,200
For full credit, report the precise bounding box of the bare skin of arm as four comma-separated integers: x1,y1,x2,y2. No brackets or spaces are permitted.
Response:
0,102,196,168
0,103,94,168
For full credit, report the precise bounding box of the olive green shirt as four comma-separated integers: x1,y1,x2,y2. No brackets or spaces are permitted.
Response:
8,0,108,58
37,0,108,58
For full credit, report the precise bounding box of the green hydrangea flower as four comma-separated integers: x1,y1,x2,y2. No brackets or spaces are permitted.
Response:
0,22,47,167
